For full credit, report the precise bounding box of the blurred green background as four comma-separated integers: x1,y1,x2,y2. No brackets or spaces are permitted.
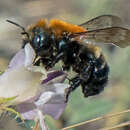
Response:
0,0,130,130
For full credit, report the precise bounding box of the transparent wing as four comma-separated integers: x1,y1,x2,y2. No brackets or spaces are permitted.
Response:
79,15,123,31
70,27,130,48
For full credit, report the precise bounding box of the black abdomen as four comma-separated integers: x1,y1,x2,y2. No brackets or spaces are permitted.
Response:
81,54,109,97
58,40,109,100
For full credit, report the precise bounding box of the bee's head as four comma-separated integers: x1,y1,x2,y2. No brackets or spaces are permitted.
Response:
30,27,51,53
6,20,54,58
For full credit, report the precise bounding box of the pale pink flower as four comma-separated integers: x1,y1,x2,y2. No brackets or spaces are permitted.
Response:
0,43,68,129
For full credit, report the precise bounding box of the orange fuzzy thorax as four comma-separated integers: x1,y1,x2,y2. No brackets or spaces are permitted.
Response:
49,19,86,37
27,19,86,37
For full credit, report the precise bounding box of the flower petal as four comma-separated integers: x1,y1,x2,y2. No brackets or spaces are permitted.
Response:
8,49,25,69
39,103,67,120
8,43,36,69
0,44,42,104
42,71,65,84
1,43,68,120
36,83,68,119
38,110,49,130
24,43,36,67
17,103,37,120
35,92,54,106
17,83,68,120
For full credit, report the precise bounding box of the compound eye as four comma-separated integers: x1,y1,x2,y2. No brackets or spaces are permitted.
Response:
34,35,40,43
33,35,40,48
33,34,45,50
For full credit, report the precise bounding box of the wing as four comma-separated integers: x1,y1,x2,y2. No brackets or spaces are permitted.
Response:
70,27,130,48
79,15,123,31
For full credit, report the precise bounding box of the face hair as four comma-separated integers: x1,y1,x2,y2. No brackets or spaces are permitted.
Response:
6,20,29,38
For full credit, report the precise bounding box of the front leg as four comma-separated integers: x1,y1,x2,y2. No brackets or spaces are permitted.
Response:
34,58,52,67
45,52,64,70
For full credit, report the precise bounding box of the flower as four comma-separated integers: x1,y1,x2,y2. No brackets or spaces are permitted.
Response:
0,43,69,129
17,71,68,120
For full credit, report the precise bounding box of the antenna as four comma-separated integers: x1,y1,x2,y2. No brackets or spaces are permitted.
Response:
6,20,29,38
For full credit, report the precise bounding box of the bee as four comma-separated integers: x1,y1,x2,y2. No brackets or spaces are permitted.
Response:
7,15,130,102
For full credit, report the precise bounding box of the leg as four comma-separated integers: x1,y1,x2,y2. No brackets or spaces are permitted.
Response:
45,52,64,70
62,64,70,71
65,63,93,102
34,58,52,66
64,76,81,102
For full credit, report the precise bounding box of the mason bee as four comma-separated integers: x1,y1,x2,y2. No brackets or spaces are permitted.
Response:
7,15,130,102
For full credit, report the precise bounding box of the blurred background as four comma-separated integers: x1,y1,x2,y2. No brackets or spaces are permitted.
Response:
0,0,130,129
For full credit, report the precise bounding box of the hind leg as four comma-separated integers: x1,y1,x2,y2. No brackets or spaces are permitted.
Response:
65,64,92,102
64,76,81,102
